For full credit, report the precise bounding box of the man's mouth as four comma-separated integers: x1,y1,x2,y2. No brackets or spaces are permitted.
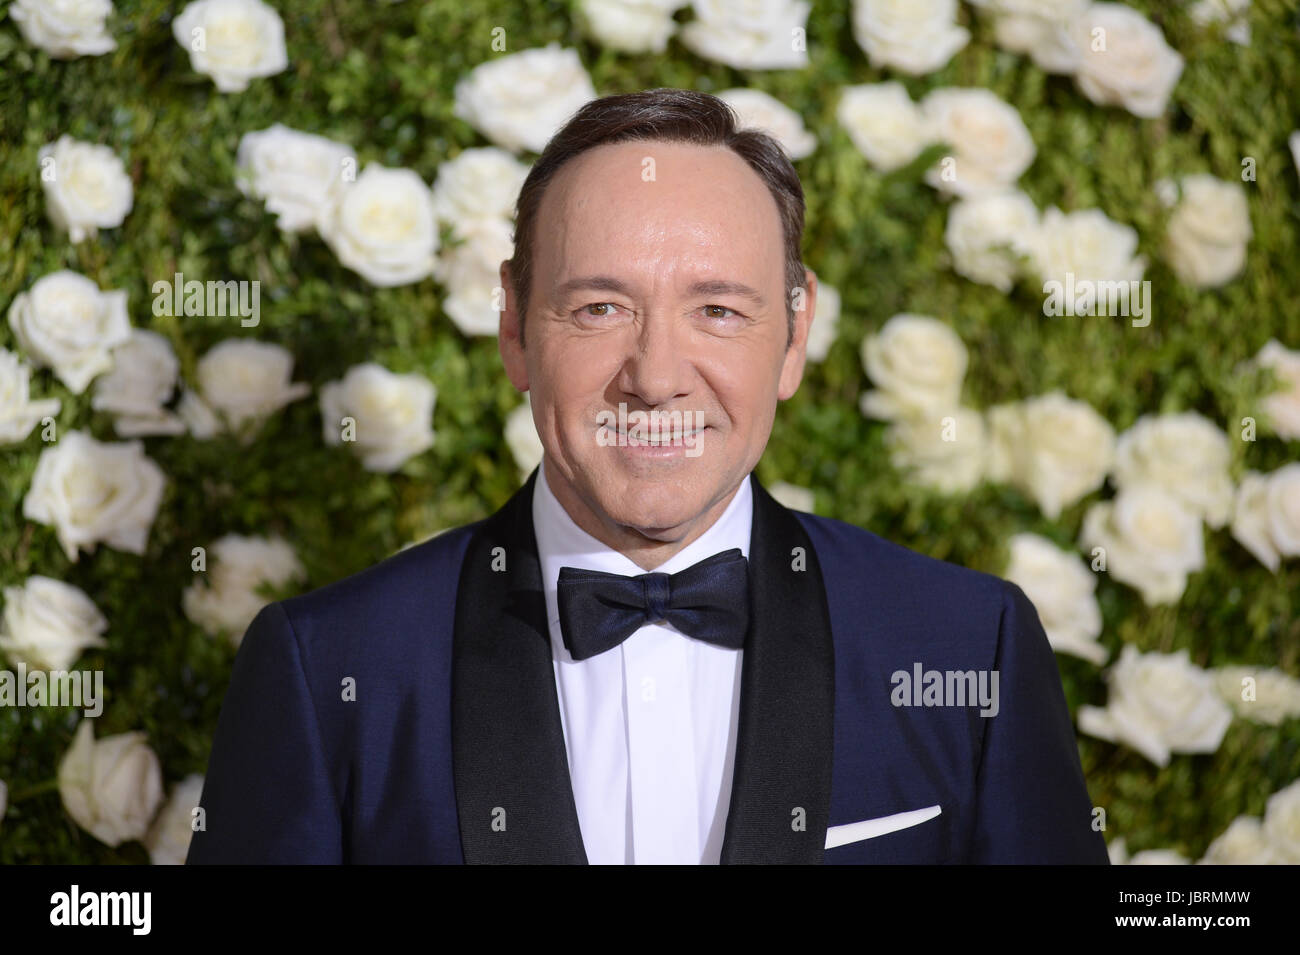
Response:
603,425,707,446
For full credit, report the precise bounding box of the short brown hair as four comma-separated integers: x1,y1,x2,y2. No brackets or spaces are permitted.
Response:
506,87,807,350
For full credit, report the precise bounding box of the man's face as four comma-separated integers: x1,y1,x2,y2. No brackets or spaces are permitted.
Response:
499,139,815,558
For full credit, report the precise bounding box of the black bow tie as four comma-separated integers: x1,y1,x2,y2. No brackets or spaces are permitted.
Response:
556,548,751,661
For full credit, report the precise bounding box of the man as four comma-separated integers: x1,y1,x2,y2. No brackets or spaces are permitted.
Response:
187,88,1108,864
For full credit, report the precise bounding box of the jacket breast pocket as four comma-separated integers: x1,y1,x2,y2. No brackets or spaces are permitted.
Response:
823,804,950,864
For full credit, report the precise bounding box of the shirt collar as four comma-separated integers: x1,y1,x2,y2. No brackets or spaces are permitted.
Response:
533,456,754,637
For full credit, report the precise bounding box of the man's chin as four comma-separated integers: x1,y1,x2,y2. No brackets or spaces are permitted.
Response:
613,516,704,542
589,489,711,539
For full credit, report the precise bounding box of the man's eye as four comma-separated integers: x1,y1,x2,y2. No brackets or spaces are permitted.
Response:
578,303,622,318
702,305,737,319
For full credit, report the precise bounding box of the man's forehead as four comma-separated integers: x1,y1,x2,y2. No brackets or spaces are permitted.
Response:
556,138,753,180
538,141,786,294
545,139,780,224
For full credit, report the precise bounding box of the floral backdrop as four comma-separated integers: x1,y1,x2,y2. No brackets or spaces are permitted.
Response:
1,0,1298,864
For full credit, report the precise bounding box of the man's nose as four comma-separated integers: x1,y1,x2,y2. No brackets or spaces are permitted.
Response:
618,313,689,406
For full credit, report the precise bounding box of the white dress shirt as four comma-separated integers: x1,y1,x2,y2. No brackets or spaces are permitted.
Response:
532,457,753,864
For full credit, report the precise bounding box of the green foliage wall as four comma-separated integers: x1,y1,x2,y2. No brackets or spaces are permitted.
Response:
0,0,1297,862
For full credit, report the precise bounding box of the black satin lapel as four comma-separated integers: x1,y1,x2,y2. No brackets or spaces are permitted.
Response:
452,466,588,864
720,474,836,864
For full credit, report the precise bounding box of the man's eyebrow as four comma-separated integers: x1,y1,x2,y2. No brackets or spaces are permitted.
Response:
551,276,767,306
552,276,636,300
686,279,766,307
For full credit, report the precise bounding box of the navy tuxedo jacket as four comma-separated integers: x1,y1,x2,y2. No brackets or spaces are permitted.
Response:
186,467,1108,864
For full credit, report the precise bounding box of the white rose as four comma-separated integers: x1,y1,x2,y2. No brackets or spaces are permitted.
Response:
1252,339,1300,439
1291,131,1300,179
836,82,933,172
885,406,987,494
991,17,1077,73
1077,645,1233,766
718,88,817,160
7,270,131,395
91,329,177,416
0,575,108,671
316,163,439,288
978,0,1088,73
0,347,61,445
1067,3,1184,118
452,44,598,154
181,534,305,645
680,0,811,70
1128,849,1190,865
769,481,815,513
23,430,166,562
1079,487,1205,606
944,189,1039,291
1003,533,1106,664
1113,412,1234,528
1264,778,1300,862
1152,175,1180,208
91,329,186,437
964,1,1078,19
37,135,133,243
58,720,164,847
505,396,544,481
1213,665,1300,726
1108,836,1188,864
433,217,514,337
1189,0,1251,46
1106,837,1128,863
319,363,436,472
10,0,116,58
176,385,222,439
804,279,839,362
193,338,311,436
1164,174,1252,288
859,313,967,421
921,88,1036,196
171,0,288,93
851,0,969,75
235,124,356,233
578,0,686,54
1230,465,1300,571
1032,206,1145,288
986,392,1115,519
1199,815,1286,865
144,774,205,865
430,147,530,228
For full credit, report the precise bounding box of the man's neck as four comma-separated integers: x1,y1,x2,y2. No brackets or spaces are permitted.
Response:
541,457,745,572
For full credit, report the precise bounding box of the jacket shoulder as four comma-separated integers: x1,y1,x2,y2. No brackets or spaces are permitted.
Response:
795,511,1009,597
792,510,1015,639
274,521,482,640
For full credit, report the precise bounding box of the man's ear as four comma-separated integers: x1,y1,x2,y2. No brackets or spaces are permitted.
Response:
498,260,529,393
778,267,816,401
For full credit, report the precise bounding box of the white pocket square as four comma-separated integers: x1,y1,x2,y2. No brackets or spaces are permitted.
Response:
824,804,942,849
